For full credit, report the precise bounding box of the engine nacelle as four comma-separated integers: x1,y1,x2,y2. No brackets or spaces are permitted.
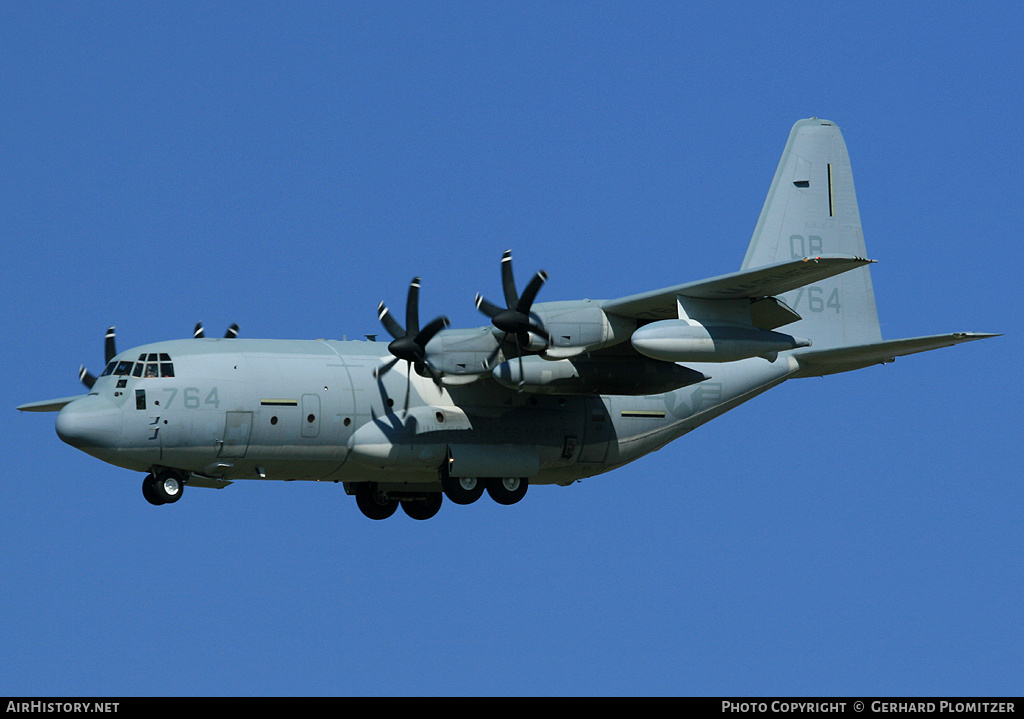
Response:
523,330,548,352
630,320,809,363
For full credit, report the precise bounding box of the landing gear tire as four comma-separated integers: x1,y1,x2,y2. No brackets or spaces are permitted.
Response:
401,493,443,520
355,483,398,520
442,475,485,505
152,471,184,504
486,477,529,506
142,473,164,506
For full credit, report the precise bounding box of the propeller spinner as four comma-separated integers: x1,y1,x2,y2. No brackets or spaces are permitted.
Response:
475,250,550,371
375,277,450,385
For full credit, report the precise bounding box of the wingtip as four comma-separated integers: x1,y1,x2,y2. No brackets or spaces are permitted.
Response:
955,332,1002,340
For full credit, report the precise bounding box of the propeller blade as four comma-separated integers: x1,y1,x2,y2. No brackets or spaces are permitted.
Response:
374,356,400,378
419,358,444,387
196,323,237,338
515,333,525,391
482,337,505,369
104,326,117,363
377,302,406,341
477,251,551,353
79,366,96,389
474,293,503,319
415,315,450,347
516,270,548,314
405,277,421,336
378,278,449,383
500,249,519,309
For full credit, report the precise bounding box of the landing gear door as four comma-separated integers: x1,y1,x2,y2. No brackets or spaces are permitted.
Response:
219,411,253,458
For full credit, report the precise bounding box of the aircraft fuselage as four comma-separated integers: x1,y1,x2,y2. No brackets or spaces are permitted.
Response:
28,119,997,519
55,337,797,492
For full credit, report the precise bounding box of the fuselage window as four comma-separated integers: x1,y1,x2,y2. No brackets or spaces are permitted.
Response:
100,361,117,377
114,360,134,376
132,363,144,378
144,364,159,378
135,389,146,410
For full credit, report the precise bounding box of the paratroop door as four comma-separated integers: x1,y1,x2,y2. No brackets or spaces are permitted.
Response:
219,411,253,458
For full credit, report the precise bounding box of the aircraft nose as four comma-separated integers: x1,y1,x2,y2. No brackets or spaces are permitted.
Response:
55,395,123,459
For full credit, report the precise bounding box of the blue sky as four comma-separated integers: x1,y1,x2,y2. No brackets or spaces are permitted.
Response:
2,2,1019,696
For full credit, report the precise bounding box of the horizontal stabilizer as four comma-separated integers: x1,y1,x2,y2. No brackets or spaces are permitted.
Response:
17,395,87,412
793,333,1000,377
603,255,873,320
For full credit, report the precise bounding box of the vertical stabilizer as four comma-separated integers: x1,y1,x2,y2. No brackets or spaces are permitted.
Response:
742,119,881,349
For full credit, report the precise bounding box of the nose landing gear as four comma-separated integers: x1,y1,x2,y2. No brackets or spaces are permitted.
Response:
142,470,185,506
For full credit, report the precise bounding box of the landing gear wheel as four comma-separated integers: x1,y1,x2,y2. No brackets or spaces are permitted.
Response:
142,473,164,506
401,493,443,520
355,483,398,520
152,470,184,504
442,475,485,505
486,477,529,506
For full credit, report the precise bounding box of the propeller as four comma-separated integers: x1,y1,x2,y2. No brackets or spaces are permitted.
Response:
79,326,117,389
194,322,239,339
475,250,550,374
375,277,450,386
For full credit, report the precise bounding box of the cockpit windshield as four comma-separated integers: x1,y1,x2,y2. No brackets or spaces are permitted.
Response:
100,353,174,379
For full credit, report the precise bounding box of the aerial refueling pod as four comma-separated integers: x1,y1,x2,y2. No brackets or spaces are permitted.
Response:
630,320,809,363
492,355,708,395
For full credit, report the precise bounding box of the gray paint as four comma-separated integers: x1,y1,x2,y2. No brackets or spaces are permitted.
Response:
20,119,997,519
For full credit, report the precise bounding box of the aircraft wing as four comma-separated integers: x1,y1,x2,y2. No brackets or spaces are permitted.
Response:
17,395,87,412
600,255,873,320
792,332,1001,376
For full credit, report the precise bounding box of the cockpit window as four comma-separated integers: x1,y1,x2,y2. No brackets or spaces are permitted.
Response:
99,354,174,379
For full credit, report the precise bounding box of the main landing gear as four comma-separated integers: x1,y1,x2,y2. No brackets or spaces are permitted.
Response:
142,470,185,506
354,476,529,521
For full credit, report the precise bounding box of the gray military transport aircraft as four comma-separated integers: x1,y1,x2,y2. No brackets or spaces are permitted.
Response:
19,119,997,520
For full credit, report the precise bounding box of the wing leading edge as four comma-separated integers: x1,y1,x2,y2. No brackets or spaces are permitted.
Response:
599,255,873,321
17,395,88,412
